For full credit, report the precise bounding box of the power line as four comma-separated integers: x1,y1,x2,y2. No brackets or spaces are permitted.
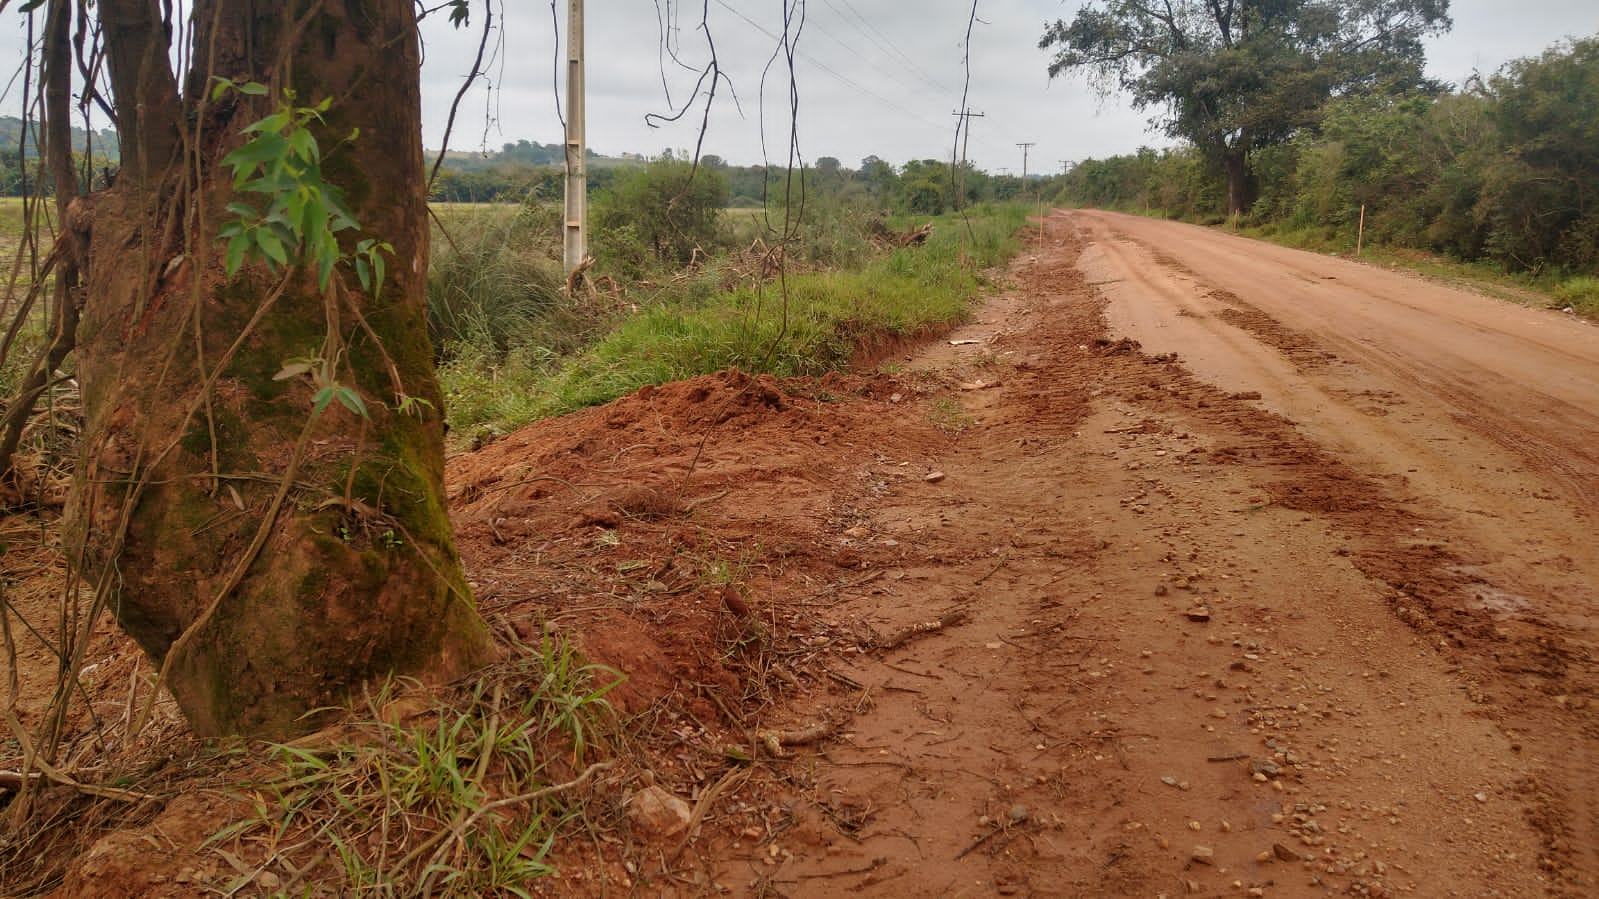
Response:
711,0,950,137
806,17,928,99
830,0,950,93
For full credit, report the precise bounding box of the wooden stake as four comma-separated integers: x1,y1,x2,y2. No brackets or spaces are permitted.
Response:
1357,204,1366,257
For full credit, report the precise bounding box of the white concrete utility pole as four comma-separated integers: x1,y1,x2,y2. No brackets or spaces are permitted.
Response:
563,0,588,285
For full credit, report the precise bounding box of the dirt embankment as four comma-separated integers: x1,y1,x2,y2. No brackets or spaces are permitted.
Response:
21,210,1599,897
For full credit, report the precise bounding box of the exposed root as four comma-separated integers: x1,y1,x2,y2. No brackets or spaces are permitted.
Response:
874,609,969,651
756,721,835,758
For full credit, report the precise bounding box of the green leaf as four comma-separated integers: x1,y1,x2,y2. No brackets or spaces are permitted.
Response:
238,81,270,96
241,112,291,136
223,133,290,170
354,256,371,292
287,128,318,164
316,250,336,292
334,387,369,418
224,202,259,220
254,228,289,267
273,362,313,381
224,232,250,277
210,77,236,101
312,386,335,415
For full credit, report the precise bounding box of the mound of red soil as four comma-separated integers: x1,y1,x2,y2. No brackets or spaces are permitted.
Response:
446,367,947,723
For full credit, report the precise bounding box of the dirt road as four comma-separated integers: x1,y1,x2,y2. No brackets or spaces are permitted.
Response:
671,211,1598,896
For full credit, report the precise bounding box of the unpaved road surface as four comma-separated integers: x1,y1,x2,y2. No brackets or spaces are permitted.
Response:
679,211,1599,897
30,210,1599,897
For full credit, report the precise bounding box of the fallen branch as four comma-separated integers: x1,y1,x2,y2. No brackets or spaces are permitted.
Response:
757,721,834,758
874,609,969,651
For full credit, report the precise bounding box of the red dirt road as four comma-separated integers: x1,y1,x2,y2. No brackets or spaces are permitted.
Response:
677,211,1599,896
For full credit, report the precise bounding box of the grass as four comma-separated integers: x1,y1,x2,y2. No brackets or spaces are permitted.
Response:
1234,220,1599,315
437,202,1029,439
1551,275,1599,316
208,634,619,898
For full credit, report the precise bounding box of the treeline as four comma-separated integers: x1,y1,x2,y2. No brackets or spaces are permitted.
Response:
0,116,120,195
1050,36,1599,276
429,146,1032,217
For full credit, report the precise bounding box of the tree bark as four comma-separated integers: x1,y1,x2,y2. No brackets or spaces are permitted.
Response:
65,0,493,738
1223,147,1251,217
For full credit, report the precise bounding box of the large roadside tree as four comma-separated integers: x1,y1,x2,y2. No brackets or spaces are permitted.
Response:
17,0,493,738
1040,0,1453,214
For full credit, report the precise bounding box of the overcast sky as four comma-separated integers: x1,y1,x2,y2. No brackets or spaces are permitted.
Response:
2,1,1594,173
415,0,1597,173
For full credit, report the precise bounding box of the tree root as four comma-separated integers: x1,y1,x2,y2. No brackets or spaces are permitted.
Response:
874,609,969,651
757,721,835,758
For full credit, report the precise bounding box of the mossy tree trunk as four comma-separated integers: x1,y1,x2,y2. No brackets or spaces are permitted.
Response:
63,0,493,738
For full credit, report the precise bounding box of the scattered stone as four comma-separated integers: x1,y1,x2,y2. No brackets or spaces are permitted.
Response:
1162,776,1181,788
1155,584,1170,597
627,785,692,839
1272,842,1302,862
1008,804,1029,823
924,471,947,483
256,872,282,891
1251,759,1281,778
1192,845,1215,865
1186,606,1212,622
1474,792,1488,803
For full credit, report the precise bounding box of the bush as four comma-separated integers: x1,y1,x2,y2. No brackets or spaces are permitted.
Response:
591,158,729,270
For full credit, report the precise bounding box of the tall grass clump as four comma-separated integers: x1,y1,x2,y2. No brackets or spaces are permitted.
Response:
427,202,573,358
1552,275,1599,315
207,636,618,898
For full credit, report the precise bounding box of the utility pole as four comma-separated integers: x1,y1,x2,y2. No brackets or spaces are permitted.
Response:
951,108,984,206
1016,141,1035,195
1059,160,1072,175
563,0,588,288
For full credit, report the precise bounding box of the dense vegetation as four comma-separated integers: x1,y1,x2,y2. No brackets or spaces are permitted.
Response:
1045,34,1599,308
427,143,1031,214
1040,0,1450,215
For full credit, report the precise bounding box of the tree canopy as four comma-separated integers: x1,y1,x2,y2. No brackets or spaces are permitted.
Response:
1040,0,1453,212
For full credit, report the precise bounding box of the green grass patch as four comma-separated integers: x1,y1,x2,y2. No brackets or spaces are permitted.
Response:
438,203,1027,437
1234,221,1599,314
207,635,618,898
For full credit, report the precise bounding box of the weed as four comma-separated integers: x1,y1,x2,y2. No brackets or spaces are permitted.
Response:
1552,275,1599,315
207,635,619,897
928,397,975,436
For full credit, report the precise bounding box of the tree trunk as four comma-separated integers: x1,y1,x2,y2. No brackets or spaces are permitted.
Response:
1223,147,1251,217
64,0,493,738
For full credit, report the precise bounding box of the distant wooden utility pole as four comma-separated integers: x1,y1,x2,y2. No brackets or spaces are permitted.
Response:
563,0,588,287
951,108,984,205
1016,141,1035,196
1059,160,1072,175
